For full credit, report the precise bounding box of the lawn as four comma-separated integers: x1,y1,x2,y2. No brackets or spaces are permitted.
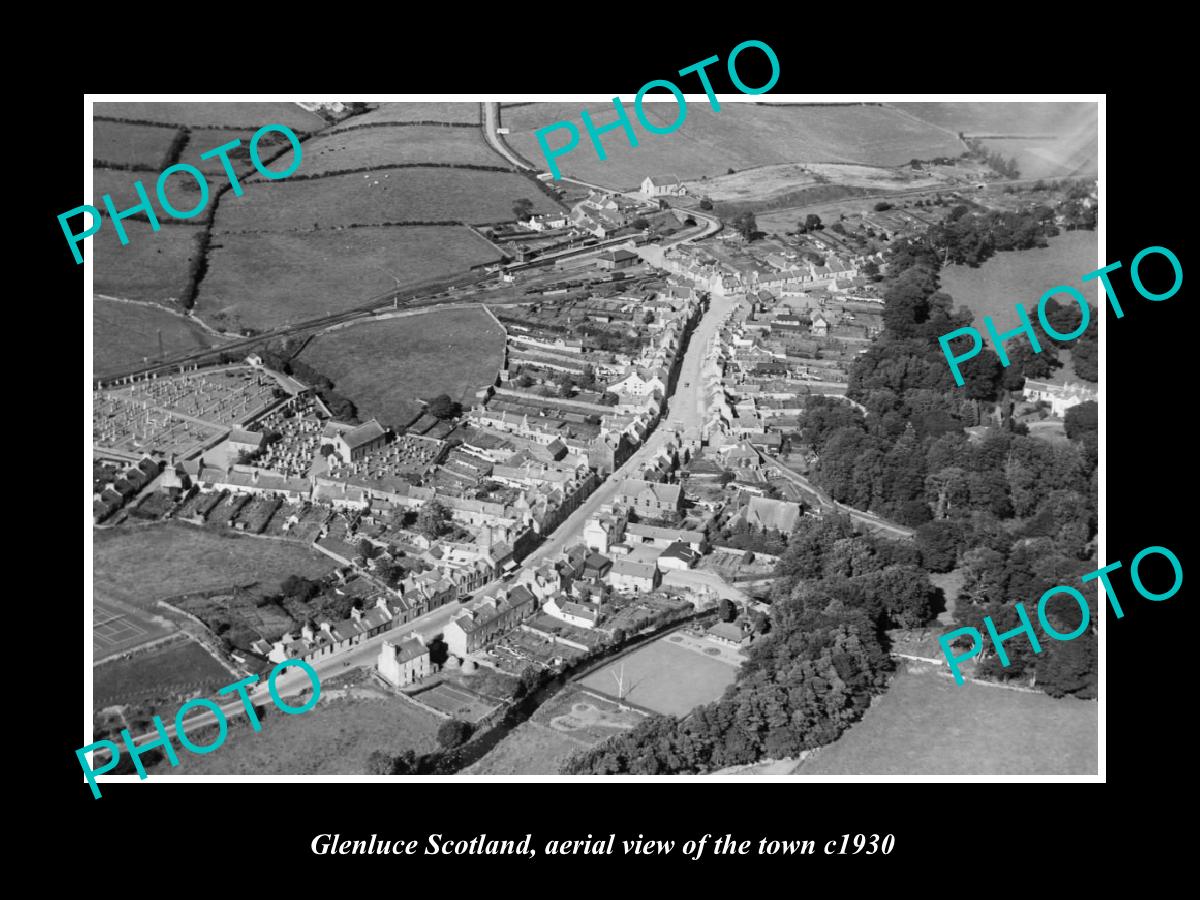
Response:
464,721,586,775
93,638,232,707
95,101,327,132
93,522,338,611
297,307,506,429
194,226,502,332
503,101,965,190
149,695,442,775
211,166,559,231
578,638,738,716
333,102,480,127
94,120,182,169
792,667,1097,775
939,229,1101,333
93,300,224,377
298,126,501,173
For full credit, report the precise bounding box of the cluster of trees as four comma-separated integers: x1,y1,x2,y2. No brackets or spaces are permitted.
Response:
926,204,1059,267
258,349,358,423
563,517,930,774
730,211,758,241
796,214,823,234
426,393,462,420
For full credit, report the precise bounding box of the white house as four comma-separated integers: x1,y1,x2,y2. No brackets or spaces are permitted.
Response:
641,175,685,198
1022,378,1097,417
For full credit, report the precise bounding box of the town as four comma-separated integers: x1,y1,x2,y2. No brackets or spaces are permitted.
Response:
90,98,1101,780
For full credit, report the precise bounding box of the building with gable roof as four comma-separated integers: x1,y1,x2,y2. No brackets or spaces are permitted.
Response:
378,634,432,687
640,175,685,198
444,585,539,657
613,478,681,518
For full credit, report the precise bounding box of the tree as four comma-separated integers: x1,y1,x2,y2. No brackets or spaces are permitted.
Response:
873,202,894,212
631,217,649,229
416,500,450,539
805,214,823,231
366,750,395,775
699,197,713,211
512,198,534,221
437,719,473,749
1064,401,1098,441
731,212,757,242
427,394,461,419
717,598,738,622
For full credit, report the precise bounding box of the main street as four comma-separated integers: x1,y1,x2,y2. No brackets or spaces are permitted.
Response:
522,288,737,569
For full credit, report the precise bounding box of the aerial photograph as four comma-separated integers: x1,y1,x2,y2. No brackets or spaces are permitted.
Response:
87,96,1100,781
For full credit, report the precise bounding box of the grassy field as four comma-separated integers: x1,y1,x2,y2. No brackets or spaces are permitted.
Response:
94,639,231,707
212,167,559,231
298,126,500,172
194,226,501,332
178,128,284,179
464,721,586,775
792,667,1097,775
579,638,738,716
940,229,1100,333
94,120,182,169
297,306,506,429
93,522,337,611
93,297,226,376
95,101,327,132
93,218,203,302
703,162,944,204
150,695,442,775
333,102,480,127
93,164,224,216
888,101,1095,137
503,102,965,189
979,137,1098,179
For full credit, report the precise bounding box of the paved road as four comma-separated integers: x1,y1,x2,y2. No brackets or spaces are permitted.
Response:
664,569,748,602
483,102,532,170
521,290,738,569
759,454,914,540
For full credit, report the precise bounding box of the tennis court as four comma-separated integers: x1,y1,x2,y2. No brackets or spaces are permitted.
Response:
93,599,173,660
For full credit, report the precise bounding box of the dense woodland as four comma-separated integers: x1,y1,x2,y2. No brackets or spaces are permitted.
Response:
564,203,1100,773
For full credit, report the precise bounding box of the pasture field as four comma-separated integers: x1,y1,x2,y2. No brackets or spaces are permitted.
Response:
180,127,282,178
151,696,442,775
93,522,337,611
939,229,1100,333
502,102,965,189
93,219,203,304
703,162,945,204
332,102,480,127
93,120,182,169
464,721,586,775
194,226,501,332
95,101,327,132
93,638,232,707
297,126,502,173
792,667,1097,775
93,165,216,215
888,101,1095,137
980,137,1098,179
578,637,738,716
212,166,559,231
297,307,506,429
93,297,225,376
